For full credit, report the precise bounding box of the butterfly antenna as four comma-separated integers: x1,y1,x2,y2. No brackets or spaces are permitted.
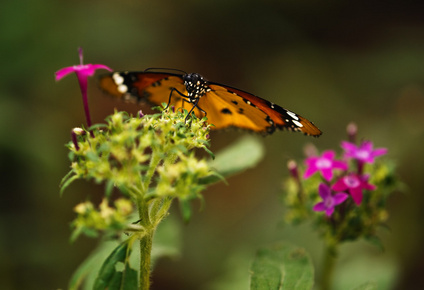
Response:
144,67,187,74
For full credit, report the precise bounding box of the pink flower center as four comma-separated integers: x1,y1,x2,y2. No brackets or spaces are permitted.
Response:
73,64,90,71
344,175,360,188
324,197,334,208
316,158,332,169
356,149,370,160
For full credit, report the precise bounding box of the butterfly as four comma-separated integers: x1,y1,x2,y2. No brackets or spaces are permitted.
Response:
99,69,322,136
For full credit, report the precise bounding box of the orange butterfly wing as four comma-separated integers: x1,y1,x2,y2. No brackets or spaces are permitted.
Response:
99,72,203,113
99,72,178,102
206,83,322,136
196,85,274,132
99,71,321,136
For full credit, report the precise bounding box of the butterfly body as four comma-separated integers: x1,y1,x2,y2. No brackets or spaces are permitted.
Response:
99,70,322,136
183,73,210,99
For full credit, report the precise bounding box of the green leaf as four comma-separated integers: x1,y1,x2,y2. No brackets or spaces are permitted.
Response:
332,253,398,290
69,216,182,290
69,240,120,290
151,215,182,266
201,135,264,184
69,227,99,244
86,151,100,162
250,243,314,290
365,235,384,251
199,170,227,186
105,179,115,198
59,172,78,196
203,146,215,159
93,236,138,290
89,123,109,131
179,199,193,223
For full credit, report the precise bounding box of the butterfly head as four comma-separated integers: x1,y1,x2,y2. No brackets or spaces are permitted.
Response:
183,73,210,99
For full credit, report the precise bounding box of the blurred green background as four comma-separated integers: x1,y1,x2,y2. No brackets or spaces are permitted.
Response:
1,0,424,289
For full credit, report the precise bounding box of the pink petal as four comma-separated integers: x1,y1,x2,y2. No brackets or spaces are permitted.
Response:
361,174,371,181
332,178,348,191
313,202,326,212
333,192,348,205
349,187,363,205
321,168,333,181
55,66,77,80
305,156,318,165
362,181,376,191
332,160,348,170
341,141,357,153
76,64,112,77
318,183,331,198
322,150,336,160
360,141,373,152
76,65,95,77
303,165,318,179
90,64,113,74
91,64,112,70
372,148,388,158
325,207,335,216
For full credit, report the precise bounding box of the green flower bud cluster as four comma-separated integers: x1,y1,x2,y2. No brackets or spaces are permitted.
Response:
156,154,210,198
71,198,134,241
62,108,216,239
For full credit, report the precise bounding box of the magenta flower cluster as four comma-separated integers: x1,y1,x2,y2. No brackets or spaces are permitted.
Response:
304,139,387,216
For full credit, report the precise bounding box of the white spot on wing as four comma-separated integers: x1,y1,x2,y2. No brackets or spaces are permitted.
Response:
293,120,303,128
113,73,124,85
117,84,128,93
286,110,299,120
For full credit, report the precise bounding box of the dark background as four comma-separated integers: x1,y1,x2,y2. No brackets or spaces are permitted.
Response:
1,0,424,289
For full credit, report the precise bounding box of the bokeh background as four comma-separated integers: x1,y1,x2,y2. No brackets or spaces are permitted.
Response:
1,0,424,289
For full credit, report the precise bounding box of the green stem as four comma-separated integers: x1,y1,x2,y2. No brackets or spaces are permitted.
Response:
142,150,162,192
149,196,173,226
321,244,338,290
139,228,154,290
137,196,153,290
137,149,177,289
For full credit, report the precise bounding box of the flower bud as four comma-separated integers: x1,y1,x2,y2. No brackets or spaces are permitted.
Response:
346,122,358,143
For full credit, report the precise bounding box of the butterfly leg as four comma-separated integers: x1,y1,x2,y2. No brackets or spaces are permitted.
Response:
163,88,206,122
164,87,189,111
184,98,207,122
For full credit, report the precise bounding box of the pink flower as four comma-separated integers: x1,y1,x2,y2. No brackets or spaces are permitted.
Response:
332,174,376,205
313,183,348,216
341,141,387,164
55,48,112,131
287,160,299,180
303,150,348,181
